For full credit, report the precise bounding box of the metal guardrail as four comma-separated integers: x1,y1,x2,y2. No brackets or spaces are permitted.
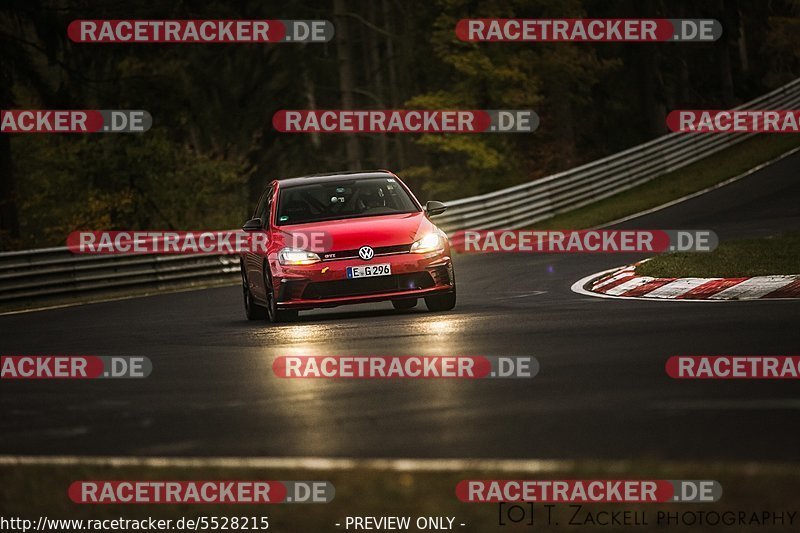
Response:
1,78,799,307
435,78,800,233
0,248,240,305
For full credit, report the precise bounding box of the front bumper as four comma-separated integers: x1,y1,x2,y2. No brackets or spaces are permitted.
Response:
273,251,454,310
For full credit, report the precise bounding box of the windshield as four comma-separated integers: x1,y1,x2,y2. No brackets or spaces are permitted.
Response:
276,177,419,225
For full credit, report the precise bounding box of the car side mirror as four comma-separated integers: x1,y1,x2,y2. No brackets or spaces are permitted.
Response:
242,218,263,231
424,200,447,217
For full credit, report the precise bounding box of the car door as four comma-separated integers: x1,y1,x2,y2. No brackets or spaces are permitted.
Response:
244,185,274,303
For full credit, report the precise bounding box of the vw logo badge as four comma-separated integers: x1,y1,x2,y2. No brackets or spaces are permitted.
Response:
358,246,374,261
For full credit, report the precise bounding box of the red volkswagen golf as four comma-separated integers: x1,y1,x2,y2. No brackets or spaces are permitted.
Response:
240,170,456,322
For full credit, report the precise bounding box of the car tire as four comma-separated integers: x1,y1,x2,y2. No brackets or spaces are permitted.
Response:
425,290,456,311
425,268,456,312
242,270,268,320
392,298,417,310
265,270,298,323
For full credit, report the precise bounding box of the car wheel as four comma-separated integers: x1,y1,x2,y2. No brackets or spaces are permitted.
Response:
242,270,268,320
425,268,456,312
392,298,417,310
424,290,456,311
265,271,298,323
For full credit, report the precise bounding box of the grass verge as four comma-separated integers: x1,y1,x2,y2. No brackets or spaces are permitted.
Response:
637,232,800,278
536,134,800,230
1,461,799,532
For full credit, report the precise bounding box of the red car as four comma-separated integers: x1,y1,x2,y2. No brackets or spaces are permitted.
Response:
240,170,456,322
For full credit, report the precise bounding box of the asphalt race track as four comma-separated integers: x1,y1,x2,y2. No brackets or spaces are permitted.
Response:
1,152,799,461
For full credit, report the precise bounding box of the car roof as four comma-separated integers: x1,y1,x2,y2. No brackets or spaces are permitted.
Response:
275,170,397,188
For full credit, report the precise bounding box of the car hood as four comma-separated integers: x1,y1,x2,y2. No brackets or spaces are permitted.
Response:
277,212,436,252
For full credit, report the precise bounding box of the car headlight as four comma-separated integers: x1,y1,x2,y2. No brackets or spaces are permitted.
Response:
278,248,321,265
410,232,445,254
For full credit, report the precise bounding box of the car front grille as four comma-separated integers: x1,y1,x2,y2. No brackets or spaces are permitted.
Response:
320,244,411,261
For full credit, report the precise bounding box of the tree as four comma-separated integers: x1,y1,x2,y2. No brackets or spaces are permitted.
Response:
0,0,66,247
333,0,361,169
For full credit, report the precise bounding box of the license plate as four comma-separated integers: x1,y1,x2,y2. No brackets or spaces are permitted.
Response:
347,263,391,279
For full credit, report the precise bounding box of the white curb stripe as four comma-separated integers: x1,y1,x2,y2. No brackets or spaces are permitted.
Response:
709,275,800,300
573,267,800,302
645,277,721,298
592,269,635,290
603,276,655,296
